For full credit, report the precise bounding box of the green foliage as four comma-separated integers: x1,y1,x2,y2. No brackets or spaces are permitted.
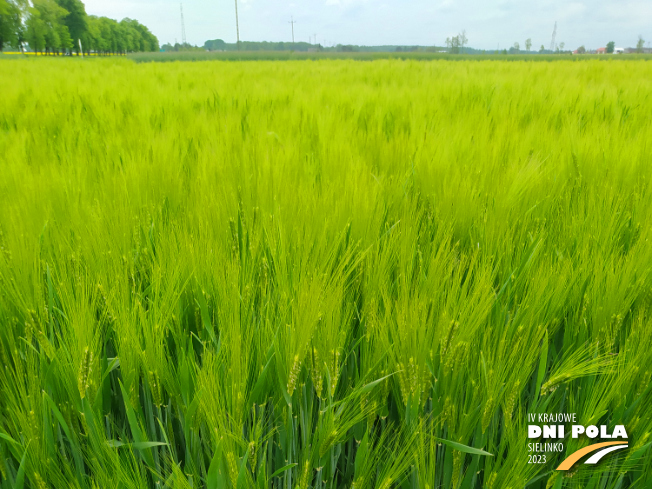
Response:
28,0,72,54
53,0,85,47
607,41,615,54
163,41,214,52
24,6,45,52
446,30,468,54
3,0,157,54
0,58,652,489
75,15,157,54
0,0,22,51
204,38,319,52
202,39,452,54
204,38,227,51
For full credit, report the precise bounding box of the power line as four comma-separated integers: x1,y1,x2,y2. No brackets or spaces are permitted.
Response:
289,16,296,44
180,3,186,45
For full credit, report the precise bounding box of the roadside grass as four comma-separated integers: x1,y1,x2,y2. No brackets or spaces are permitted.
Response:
0,58,651,488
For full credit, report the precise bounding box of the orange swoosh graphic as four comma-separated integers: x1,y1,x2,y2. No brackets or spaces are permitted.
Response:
556,442,627,470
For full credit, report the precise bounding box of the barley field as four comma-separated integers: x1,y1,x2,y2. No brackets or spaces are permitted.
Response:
1,58,651,489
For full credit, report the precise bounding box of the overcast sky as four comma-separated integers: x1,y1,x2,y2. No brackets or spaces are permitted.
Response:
83,0,652,50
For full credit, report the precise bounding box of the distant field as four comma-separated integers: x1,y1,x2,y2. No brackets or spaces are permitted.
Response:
1,58,652,489
1,51,125,56
127,50,652,62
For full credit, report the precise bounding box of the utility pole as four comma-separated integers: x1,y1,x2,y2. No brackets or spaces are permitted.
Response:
180,3,187,45
289,17,296,44
549,21,557,52
234,0,240,49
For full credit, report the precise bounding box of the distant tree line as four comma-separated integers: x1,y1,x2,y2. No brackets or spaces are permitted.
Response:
203,39,323,52
202,39,484,54
0,0,158,54
161,41,205,52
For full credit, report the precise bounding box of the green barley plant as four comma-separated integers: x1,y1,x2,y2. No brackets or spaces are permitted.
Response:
0,57,651,488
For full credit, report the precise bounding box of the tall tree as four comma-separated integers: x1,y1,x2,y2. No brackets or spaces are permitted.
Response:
53,0,85,52
30,0,71,54
636,35,645,53
97,16,115,53
0,0,22,50
205,38,227,51
525,38,532,52
459,30,467,50
25,5,45,52
606,41,615,54
80,13,99,53
446,32,466,54
6,0,158,55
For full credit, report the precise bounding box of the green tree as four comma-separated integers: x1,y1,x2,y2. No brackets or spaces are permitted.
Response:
606,41,615,53
119,19,137,52
525,38,532,52
205,38,227,51
636,35,644,53
0,0,23,51
459,30,467,50
576,45,586,54
539,44,545,53
80,13,98,53
131,18,158,51
25,6,45,52
445,31,466,54
31,0,72,54
98,16,117,53
446,35,460,54
9,0,157,55
53,0,86,52
117,17,157,52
